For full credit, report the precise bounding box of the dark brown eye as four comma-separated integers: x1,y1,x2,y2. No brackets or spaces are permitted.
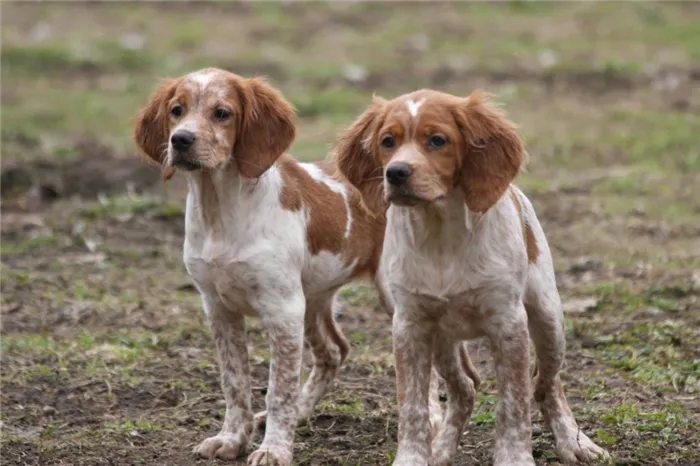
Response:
381,135,396,149
214,108,230,121
429,135,447,149
171,105,183,117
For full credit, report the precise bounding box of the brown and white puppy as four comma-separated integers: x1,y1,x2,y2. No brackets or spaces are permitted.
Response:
335,90,609,466
133,67,400,465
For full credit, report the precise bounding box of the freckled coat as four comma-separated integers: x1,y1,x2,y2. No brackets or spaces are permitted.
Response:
335,89,609,466
133,68,395,466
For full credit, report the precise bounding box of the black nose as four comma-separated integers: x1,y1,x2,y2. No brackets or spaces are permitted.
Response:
171,131,196,151
385,163,413,187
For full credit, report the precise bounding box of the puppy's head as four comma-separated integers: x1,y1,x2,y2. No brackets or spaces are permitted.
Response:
134,68,296,180
335,89,525,213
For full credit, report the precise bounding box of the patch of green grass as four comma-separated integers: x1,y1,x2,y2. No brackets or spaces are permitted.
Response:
25,364,59,380
596,401,695,457
2,40,154,75
471,393,497,427
290,88,368,119
291,138,332,162
338,284,379,308
170,20,206,49
606,111,700,173
1,334,59,357
517,175,554,195
1,234,59,256
347,331,368,346
594,428,619,447
319,393,366,416
1,45,92,72
103,418,162,435
83,194,182,219
598,329,698,393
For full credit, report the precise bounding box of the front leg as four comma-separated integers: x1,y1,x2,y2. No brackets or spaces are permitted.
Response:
487,302,535,466
392,309,436,466
247,293,305,466
194,296,252,460
430,338,477,466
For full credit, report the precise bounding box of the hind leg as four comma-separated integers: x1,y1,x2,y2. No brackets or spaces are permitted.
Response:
525,272,608,463
297,293,350,420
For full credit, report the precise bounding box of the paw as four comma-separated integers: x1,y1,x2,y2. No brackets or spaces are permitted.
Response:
254,409,310,431
393,451,429,466
494,459,535,466
556,432,610,464
494,449,536,466
247,443,293,466
429,451,453,466
193,432,248,460
430,430,458,466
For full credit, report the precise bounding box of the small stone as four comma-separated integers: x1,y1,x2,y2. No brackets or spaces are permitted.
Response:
537,49,557,69
120,33,145,51
343,64,368,83
532,425,544,436
42,406,57,416
568,257,602,274
409,34,429,52
30,22,52,42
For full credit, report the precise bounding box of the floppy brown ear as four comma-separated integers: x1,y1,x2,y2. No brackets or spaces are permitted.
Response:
134,79,178,165
333,99,386,213
453,91,525,213
234,77,296,179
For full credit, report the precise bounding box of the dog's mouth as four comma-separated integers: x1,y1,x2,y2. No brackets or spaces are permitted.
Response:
173,158,203,171
170,150,205,171
386,190,425,207
386,188,446,207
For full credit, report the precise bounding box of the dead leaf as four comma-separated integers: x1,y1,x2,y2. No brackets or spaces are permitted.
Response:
1,302,22,314
563,297,599,313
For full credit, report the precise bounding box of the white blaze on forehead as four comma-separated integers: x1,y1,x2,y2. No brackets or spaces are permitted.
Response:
188,70,217,88
406,98,425,117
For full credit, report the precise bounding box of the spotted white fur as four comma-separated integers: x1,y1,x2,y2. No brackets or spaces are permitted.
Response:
136,68,398,466
385,186,608,466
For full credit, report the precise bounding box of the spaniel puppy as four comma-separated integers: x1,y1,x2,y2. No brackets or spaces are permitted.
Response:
133,68,401,465
334,90,609,466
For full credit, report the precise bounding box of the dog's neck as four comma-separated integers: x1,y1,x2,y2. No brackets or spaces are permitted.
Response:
184,162,270,234
388,190,482,250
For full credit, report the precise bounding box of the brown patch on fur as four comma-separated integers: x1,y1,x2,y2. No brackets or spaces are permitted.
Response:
510,188,538,264
510,189,522,213
524,222,540,264
133,78,180,164
233,77,296,179
454,92,525,213
277,156,386,277
332,98,388,216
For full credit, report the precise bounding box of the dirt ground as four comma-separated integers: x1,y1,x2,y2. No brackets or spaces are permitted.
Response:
2,3,699,465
